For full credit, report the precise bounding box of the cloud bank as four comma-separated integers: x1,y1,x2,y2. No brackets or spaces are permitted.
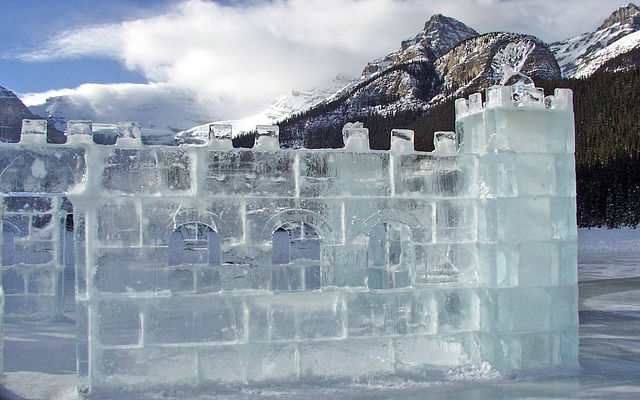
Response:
18,0,632,119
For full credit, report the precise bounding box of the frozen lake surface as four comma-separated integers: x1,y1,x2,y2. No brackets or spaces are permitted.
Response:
2,228,640,399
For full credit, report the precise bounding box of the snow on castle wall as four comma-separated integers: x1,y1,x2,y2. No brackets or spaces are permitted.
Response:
0,84,578,395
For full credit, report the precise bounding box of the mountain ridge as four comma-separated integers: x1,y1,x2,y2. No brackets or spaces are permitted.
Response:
9,3,640,144
551,3,640,78
0,85,64,143
187,4,638,144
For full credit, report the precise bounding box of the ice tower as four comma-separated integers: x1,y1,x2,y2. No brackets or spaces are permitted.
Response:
0,85,578,395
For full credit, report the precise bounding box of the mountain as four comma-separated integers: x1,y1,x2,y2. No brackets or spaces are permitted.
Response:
276,27,560,148
551,3,640,78
0,86,64,143
262,75,355,122
284,4,640,131
175,14,480,146
434,32,560,98
361,14,479,76
17,4,640,148
174,75,354,145
178,14,562,148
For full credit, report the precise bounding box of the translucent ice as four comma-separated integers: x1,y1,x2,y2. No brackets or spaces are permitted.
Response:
433,131,457,153
116,121,142,146
491,41,535,83
67,120,93,145
0,89,578,395
208,123,233,149
20,119,48,144
491,41,542,104
390,129,415,153
343,128,370,151
254,125,280,150
342,122,370,151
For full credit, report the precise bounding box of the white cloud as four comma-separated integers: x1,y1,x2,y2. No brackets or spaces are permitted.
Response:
17,0,633,119
24,83,218,134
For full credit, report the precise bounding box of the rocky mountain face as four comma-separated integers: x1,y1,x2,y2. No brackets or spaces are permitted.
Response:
551,3,640,78
435,33,560,98
177,15,479,146
277,19,561,147
0,86,64,143
598,3,640,31
275,4,640,148
361,14,479,76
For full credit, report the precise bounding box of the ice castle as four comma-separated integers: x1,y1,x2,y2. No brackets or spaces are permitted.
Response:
0,84,578,395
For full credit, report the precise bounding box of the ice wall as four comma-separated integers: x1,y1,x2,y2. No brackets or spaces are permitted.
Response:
0,87,578,395
68,125,490,393
0,121,84,320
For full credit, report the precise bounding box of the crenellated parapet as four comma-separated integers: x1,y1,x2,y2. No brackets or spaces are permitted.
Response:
0,84,578,395
455,86,574,156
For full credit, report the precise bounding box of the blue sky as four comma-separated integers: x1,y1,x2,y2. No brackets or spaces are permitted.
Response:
0,0,176,93
0,0,634,118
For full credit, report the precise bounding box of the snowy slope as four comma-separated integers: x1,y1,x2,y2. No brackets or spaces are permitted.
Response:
550,4,640,78
572,29,640,77
140,15,479,145
262,75,354,122
20,5,640,145
174,75,354,145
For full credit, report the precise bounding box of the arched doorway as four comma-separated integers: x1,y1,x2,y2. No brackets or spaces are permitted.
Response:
271,221,321,291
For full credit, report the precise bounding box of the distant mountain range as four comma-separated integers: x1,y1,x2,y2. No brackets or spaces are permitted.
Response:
180,3,640,146
1,3,639,145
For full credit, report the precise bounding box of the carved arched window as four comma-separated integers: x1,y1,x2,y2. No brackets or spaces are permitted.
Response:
271,222,321,291
167,221,220,293
168,221,219,266
367,221,412,289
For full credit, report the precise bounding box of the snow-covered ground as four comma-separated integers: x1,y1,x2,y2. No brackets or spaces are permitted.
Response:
2,228,640,399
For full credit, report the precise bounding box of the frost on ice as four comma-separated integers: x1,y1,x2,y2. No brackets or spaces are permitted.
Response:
0,86,578,395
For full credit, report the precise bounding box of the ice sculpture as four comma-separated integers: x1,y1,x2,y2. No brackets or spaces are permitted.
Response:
491,41,544,104
0,85,578,395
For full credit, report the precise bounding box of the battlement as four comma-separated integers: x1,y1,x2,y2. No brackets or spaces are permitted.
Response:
0,84,578,395
455,86,573,117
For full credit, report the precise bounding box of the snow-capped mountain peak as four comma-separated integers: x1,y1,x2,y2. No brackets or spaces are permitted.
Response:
551,3,640,78
361,14,478,77
598,3,640,31
262,74,354,122
174,74,355,145
419,14,480,58
175,14,479,145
